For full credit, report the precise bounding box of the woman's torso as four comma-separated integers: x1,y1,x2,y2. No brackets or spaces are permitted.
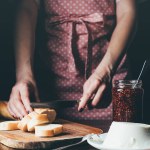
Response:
37,0,130,120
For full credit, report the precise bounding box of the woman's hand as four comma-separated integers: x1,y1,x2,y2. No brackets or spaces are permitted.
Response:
8,78,39,119
78,67,112,112
78,0,137,111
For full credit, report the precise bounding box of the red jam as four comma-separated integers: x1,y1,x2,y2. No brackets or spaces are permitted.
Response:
112,80,144,123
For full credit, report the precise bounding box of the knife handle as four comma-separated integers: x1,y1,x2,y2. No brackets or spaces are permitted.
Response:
0,101,15,120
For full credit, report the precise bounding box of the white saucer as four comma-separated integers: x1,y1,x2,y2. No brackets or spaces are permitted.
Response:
87,133,150,150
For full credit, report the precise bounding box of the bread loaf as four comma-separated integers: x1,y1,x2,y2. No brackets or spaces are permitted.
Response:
35,124,63,137
0,121,20,130
0,106,62,137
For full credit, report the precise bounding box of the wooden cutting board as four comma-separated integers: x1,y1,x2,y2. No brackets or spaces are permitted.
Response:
0,119,102,149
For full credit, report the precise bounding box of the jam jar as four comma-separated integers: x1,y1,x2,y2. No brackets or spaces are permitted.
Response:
112,80,144,122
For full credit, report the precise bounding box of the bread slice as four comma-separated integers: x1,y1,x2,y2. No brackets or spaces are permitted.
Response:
17,111,38,132
0,121,20,131
27,114,50,132
28,111,38,118
35,124,63,137
18,115,31,132
34,108,56,123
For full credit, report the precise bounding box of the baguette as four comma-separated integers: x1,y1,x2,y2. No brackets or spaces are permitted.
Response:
35,124,63,137
0,105,61,137
0,101,14,119
27,114,50,132
0,121,20,130
34,108,56,123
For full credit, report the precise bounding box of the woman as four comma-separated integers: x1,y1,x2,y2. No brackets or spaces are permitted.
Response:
8,0,136,120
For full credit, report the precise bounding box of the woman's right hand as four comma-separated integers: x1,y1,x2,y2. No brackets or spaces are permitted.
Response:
7,79,39,119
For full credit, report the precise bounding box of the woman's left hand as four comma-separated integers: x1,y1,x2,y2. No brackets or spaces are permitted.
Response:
78,70,111,111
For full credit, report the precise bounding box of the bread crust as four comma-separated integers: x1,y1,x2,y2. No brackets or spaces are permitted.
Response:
35,124,63,137
0,121,20,130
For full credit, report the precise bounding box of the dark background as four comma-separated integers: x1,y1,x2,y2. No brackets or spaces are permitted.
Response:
0,0,150,122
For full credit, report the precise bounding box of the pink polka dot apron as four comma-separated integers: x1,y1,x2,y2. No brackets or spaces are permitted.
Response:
39,0,130,120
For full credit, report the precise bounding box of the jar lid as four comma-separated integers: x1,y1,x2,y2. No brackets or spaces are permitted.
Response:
113,80,142,88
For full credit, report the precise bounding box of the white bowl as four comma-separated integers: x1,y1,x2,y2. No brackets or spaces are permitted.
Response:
102,121,150,149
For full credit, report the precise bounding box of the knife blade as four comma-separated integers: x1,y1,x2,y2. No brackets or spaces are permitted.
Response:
30,100,80,109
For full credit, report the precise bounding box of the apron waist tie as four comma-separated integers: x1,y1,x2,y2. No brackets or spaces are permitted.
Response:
47,13,104,79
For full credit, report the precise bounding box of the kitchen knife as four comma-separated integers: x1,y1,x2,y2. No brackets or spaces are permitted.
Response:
30,100,80,109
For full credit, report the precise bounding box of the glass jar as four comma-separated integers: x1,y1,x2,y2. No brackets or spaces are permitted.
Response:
112,80,144,122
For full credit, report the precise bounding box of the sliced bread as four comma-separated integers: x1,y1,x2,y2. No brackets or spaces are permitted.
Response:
34,108,56,123
17,111,38,132
0,121,20,130
18,115,31,132
27,114,50,132
28,111,38,118
35,124,63,137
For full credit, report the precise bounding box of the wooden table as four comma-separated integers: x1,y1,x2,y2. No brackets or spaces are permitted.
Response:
0,120,112,150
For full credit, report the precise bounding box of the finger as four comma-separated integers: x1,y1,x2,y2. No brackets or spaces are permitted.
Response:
86,93,96,110
78,92,93,111
11,90,28,117
78,80,99,111
91,83,106,107
7,102,16,118
20,86,33,112
8,100,23,119
15,99,28,117
87,99,94,110
78,77,102,111
9,89,25,119
8,86,22,118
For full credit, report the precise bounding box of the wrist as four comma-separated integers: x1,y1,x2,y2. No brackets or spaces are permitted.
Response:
16,68,35,83
94,66,112,83
94,53,115,82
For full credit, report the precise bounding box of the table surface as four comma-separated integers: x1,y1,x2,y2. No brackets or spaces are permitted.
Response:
0,119,112,150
